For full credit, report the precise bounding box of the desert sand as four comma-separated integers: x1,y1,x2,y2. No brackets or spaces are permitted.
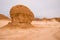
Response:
0,5,60,40
0,14,10,28
0,20,10,28
0,21,60,40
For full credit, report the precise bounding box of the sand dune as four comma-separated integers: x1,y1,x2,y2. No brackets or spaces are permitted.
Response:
0,20,10,28
0,14,10,20
0,14,10,28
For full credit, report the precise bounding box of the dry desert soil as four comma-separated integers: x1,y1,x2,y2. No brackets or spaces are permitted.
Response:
0,21,60,40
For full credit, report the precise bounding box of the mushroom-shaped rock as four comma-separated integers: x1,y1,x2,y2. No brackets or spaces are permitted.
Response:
0,5,35,30
0,5,36,40
10,5,34,23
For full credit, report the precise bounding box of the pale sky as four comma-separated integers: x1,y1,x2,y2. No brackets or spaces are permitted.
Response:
0,0,60,18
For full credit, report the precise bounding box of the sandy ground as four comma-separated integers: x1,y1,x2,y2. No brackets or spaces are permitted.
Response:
31,21,60,28
0,20,10,28
31,21,60,40
0,21,60,40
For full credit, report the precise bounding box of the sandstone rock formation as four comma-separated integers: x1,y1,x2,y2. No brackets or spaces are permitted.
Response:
10,5,34,23
0,5,35,40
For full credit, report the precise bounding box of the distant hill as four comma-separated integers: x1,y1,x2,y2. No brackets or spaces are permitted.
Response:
0,14,10,20
34,18,42,21
34,18,60,22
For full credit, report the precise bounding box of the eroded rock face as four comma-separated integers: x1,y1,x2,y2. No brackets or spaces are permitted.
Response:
0,5,35,40
10,5,34,23
0,5,35,30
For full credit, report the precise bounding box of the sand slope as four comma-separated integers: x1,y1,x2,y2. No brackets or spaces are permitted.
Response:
0,14,10,28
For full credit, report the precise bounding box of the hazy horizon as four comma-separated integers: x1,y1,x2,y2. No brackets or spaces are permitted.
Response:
0,0,60,18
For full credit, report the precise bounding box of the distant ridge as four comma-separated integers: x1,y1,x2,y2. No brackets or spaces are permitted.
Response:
34,18,41,21
34,18,60,22
0,14,10,20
